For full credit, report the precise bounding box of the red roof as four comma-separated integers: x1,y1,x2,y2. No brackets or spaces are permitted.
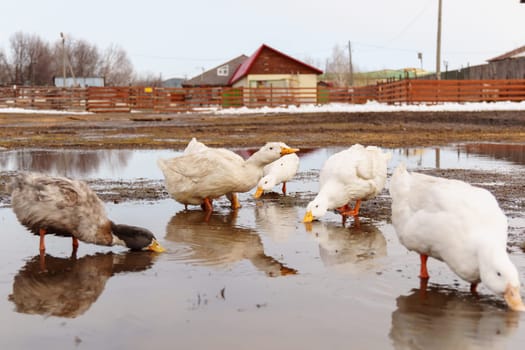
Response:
228,44,323,85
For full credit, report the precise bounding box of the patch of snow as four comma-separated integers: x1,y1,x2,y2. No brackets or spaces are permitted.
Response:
2,101,525,115
217,101,525,114
0,107,92,115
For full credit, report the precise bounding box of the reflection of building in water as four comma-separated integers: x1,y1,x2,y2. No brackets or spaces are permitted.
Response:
254,202,299,243
165,210,296,277
308,220,386,268
463,143,525,166
398,148,442,168
389,286,520,350
0,149,132,178
9,252,156,318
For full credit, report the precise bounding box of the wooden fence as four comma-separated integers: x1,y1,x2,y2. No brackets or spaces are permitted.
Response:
0,79,524,113
378,79,525,103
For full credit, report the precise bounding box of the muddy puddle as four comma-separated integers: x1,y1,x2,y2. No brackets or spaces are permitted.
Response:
1,143,525,349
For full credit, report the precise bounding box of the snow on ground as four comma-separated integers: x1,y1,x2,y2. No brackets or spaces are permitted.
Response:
216,101,525,114
1,101,525,115
0,108,92,115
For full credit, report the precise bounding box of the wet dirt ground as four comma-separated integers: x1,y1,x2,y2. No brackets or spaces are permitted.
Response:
1,110,525,149
1,110,525,349
1,109,524,236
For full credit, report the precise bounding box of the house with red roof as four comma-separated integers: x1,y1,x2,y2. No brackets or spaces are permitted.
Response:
228,44,323,89
183,44,322,89
181,44,323,106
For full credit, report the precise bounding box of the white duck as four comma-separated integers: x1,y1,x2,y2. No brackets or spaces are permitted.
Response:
389,163,525,311
183,137,208,154
253,153,300,198
158,142,299,212
303,144,392,224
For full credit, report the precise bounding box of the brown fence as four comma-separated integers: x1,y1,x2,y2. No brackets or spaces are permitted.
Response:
0,79,524,113
380,79,525,103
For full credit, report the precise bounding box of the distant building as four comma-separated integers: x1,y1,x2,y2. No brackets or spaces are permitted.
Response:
228,44,323,89
425,45,525,80
487,45,525,63
182,55,249,87
54,77,104,87
162,77,184,88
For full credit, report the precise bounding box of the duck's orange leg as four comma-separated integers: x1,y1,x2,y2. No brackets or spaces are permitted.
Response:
419,254,429,279
336,200,362,226
336,204,351,225
228,193,241,210
39,228,46,252
72,237,79,253
470,283,478,294
201,197,213,212
281,182,287,195
336,200,362,217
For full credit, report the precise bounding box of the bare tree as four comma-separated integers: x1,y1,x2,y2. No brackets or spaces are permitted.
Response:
0,50,11,84
4,31,139,86
70,38,99,77
97,44,134,86
302,56,323,71
27,35,53,85
7,32,53,85
325,44,350,87
9,32,30,84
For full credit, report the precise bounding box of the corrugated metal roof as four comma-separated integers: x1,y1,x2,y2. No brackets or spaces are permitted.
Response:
54,77,104,87
228,44,323,85
487,45,525,62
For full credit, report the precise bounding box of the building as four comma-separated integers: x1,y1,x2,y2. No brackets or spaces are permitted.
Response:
228,44,322,89
182,55,248,87
181,44,323,106
430,45,525,80
54,77,104,87
162,77,184,88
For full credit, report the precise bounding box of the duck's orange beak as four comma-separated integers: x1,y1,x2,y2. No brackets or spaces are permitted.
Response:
147,239,166,253
253,186,264,199
504,284,525,311
303,210,314,223
280,147,300,156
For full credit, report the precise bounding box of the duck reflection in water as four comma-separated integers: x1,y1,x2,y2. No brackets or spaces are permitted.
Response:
389,281,520,350
165,210,297,277
8,251,157,318
306,219,387,268
254,202,299,243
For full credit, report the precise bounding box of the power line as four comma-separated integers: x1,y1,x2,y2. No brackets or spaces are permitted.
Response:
383,0,434,45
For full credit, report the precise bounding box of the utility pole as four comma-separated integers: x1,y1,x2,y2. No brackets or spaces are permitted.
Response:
435,0,443,80
348,40,354,86
60,32,66,87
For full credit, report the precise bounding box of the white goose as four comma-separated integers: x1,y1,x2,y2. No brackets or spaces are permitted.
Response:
158,142,299,212
253,153,300,198
303,144,392,224
389,163,525,311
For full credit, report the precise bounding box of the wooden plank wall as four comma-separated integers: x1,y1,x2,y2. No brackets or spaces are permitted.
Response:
0,80,524,113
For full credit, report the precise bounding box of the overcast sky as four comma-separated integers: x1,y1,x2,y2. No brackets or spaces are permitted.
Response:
2,0,524,79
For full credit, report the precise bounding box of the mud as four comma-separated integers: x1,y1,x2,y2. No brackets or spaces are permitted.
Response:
1,110,525,149
1,109,524,240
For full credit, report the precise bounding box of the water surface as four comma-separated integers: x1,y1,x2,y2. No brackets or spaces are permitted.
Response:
1,143,524,349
